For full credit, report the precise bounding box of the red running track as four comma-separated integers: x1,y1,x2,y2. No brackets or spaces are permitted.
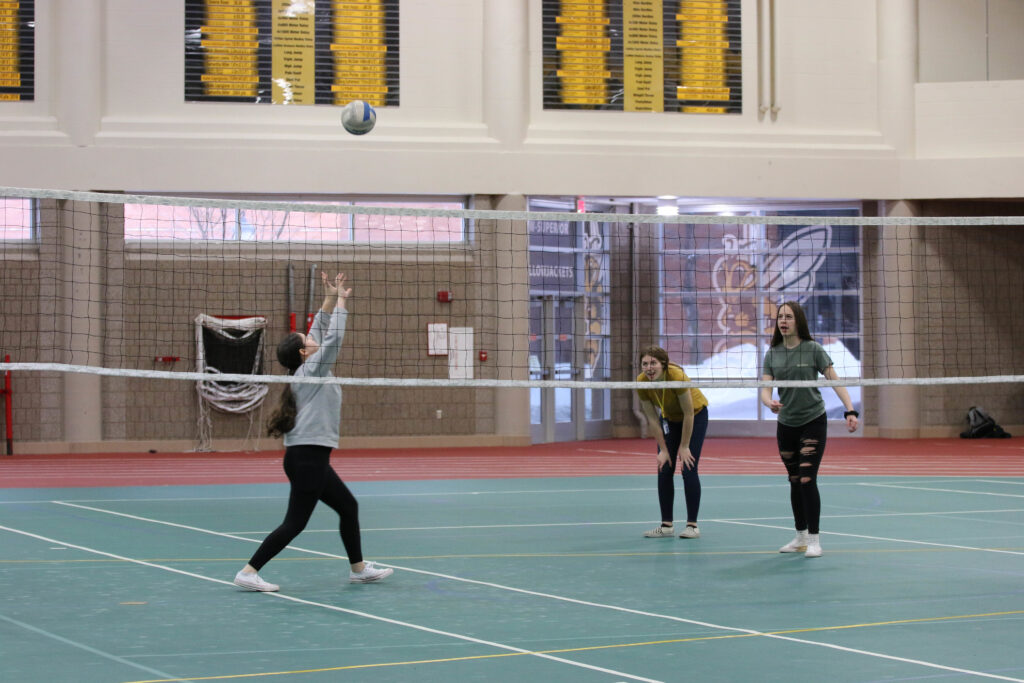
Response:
1,438,1023,489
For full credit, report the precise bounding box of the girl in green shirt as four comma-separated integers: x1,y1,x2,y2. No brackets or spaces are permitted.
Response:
761,301,859,558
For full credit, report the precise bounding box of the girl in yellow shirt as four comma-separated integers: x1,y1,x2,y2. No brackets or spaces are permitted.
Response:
636,346,710,539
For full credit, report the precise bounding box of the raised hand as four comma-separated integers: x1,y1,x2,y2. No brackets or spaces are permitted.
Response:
322,272,350,294
322,271,336,295
335,273,351,299
321,272,351,310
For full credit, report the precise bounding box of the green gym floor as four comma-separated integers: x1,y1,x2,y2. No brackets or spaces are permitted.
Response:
2,444,1023,682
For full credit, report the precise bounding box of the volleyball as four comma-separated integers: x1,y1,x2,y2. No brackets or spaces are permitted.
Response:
341,100,376,136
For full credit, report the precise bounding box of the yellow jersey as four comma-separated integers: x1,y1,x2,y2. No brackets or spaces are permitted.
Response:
636,363,708,421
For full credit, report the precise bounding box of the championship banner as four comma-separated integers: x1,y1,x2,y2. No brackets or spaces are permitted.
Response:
271,0,316,104
623,0,663,112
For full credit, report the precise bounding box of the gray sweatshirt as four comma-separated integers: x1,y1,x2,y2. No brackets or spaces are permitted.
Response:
283,308,347,448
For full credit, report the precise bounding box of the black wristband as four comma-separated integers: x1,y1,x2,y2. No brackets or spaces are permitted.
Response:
844,410,859,418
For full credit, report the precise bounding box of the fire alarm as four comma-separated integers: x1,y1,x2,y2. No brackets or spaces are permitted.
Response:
478,350,488,362
437,290,453,303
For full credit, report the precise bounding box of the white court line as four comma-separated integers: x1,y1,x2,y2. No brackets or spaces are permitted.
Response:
2,495,1014,531
719,519,1024,557
0,490,655,506
715,458,785,467
329,508,1024,535
0,496,285,505
858,478,1024,486
0,523,664,683
818,463,873,472
586,449,652,456
0,485,781,506
859,483,1024,500
44,501,1024,681
221,508,1024,535
976,479,1024,487
0,613,179,681
6,476,1020,506
581,448,868,471
811,508,1024,523
587,448,792,470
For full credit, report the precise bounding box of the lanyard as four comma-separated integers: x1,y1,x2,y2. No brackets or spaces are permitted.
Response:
653,386,670,416
653,386,672,435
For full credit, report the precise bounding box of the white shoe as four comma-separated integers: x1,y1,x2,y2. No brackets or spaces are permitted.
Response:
805,534,823,558
350,561,394,583
234,570,279,592
679,525,700,539
643,525,675,538
779,531,809,553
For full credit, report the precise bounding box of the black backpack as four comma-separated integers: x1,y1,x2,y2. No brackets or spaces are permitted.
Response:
960,406,1011,439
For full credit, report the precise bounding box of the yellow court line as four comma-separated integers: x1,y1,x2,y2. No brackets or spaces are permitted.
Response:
7,546,1024,566
328,547,1024,560
123,609,1024,683
773,609,1024,635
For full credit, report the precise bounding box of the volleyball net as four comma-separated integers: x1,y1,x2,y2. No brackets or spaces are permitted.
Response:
1,186,1023,446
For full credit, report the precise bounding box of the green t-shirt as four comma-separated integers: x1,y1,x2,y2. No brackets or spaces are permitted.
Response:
762,340,833,427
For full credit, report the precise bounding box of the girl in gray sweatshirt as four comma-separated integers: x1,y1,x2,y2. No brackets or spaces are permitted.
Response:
233,272,393,592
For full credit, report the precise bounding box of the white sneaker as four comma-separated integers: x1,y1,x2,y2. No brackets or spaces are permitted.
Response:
643,525,675,538
234,570,279,592
779,531,809,553
679,525,700,539
350,561,394,583
805,534,823,558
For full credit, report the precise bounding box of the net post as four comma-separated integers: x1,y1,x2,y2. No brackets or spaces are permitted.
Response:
2,354,11,455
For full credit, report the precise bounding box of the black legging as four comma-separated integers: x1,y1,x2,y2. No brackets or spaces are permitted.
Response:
776,412,827,535
657,407,709,524
248,444,363,570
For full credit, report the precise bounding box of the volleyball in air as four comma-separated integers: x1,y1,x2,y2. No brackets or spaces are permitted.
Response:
341,100,376,135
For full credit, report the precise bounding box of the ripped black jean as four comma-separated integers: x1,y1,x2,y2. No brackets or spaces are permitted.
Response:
776,412,827,535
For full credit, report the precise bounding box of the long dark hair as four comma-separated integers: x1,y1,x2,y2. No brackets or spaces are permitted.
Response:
266,333,304,437
770,301,814,347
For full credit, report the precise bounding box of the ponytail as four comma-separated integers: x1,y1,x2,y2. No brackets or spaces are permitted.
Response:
266,385,297,437
267,332,304,437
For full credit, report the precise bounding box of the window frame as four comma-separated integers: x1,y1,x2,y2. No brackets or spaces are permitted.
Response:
122,194,471,245
0,197,36,242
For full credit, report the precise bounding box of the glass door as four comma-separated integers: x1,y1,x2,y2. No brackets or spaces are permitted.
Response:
530,296,611,442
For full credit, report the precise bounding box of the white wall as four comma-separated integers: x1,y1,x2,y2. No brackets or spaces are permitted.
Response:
918,0,988,83
915,80,1024,160
919,0,1024,82
0,0,1022,199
